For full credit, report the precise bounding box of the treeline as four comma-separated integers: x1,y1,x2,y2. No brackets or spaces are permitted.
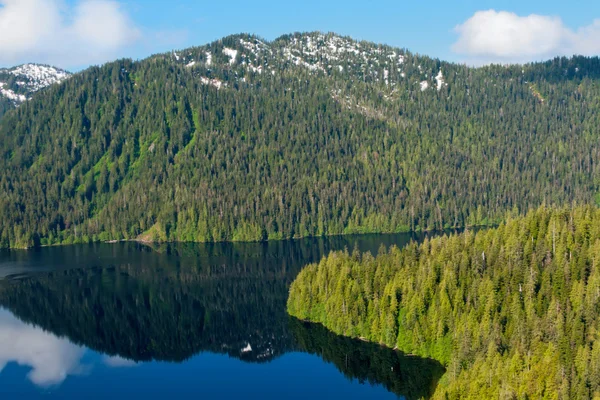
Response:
288,206,600,399
2,33,600,248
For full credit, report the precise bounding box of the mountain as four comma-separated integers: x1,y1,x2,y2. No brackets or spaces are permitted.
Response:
1,32,600,248
0,63,71,118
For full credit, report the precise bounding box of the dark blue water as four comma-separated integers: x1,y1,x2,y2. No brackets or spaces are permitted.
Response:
0,235,445,399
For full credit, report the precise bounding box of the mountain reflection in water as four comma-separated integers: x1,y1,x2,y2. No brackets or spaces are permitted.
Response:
0,236,445,399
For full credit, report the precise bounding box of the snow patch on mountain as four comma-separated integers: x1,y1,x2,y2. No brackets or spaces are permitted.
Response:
0,64,70,106
0,82,27,103
10,64,70,91
240,38,272,56
282,45,326,72
223,48,238,65
275,33,410,83
200,76,225,90
435,70,445,91
165,33,447,94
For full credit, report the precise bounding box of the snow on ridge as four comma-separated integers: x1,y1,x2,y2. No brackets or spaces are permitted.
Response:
9,64,70,92
205,51,212,66
223,48,238,65
238,38,275,75
186,61,196,68
239,38,272,56
420,81,429,91
279,33,407,80
248,64,263,74
0,82,27,103
200,76,224,90
435,70,445,91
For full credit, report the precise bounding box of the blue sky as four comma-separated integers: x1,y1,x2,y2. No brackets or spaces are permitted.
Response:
1,0,600,70
119,0,600,60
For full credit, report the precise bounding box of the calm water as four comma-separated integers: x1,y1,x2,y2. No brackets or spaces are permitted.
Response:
0,234,445,399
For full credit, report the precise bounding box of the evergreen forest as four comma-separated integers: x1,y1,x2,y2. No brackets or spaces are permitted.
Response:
288,206,600,399
2,32,600,248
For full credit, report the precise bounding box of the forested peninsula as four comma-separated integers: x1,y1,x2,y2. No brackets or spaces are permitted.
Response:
288,206,600,399
2,32,600,248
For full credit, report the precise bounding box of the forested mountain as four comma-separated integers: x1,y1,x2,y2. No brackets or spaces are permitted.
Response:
288,206,600,399
1,32,600,248
0,64,70,118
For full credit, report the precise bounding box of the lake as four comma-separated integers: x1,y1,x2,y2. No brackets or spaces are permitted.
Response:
0,234,445,399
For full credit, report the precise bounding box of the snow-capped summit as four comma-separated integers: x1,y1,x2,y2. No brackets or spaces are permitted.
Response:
9,64,70,92
168,32,450,97
0,64,71,108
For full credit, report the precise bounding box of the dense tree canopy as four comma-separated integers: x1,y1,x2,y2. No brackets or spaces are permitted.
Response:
288,206,600,399
1,32,600,248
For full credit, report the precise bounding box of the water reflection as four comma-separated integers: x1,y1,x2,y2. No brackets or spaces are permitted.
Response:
0,236,444,398
290,318,445,400
102,355,137,368
0,309,87,387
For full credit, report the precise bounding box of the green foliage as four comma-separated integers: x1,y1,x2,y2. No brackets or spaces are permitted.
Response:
1,34,600,248
288,206,600,399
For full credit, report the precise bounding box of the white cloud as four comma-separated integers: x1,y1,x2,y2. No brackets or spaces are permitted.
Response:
0,309,87,387
0,0,140,69
452,10,600,64
102,355,138,367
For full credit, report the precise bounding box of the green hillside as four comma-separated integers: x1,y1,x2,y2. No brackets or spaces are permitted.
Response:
1,32,600,248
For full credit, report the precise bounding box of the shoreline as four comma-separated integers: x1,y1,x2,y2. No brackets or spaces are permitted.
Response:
0,223,495,251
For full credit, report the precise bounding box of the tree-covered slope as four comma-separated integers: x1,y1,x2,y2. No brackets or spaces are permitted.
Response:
1,32,600,248
288,206,600,399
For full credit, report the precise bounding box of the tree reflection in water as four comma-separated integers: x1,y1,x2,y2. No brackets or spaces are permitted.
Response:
0,237,443,397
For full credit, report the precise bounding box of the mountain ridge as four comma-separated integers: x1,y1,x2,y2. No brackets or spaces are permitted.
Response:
1,31,600,248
